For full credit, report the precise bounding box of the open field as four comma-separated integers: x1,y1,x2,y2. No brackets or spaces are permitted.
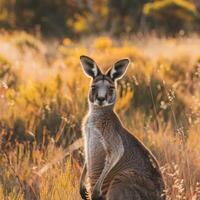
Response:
0,32,200,199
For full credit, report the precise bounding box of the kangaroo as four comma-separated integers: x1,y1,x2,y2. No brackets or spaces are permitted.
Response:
79,55,165,200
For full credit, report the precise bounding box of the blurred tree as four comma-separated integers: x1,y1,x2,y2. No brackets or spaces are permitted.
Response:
14,0,82,36
0,0,199,36
0,0,16,28
67,0,109,35
0,0,88,36
193,0,200,11
143,0,199,34
107,0,149,35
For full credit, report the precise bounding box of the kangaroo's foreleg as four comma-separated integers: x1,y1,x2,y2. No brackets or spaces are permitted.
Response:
80,163,89,200
91,133,124,200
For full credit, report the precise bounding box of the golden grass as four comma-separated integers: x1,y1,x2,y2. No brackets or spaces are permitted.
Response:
0,32,200,199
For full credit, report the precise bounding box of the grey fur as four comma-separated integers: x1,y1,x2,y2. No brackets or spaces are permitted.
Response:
80,56,165,200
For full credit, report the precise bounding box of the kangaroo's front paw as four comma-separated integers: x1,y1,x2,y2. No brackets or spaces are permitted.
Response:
91,189,104,200
80,186,89,200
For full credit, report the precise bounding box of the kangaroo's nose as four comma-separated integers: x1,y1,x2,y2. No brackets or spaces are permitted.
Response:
97,96,106,102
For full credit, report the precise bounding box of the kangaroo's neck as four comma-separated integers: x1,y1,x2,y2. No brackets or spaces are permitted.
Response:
87,104,122,128
88,104,115,119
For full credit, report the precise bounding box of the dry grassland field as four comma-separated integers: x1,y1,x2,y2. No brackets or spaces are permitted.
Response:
0,32,200,200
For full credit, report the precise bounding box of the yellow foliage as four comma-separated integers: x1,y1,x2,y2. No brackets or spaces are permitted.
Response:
13,31,44,51
94,36,113,50
116,85,133,113
144,0,198,23
73,15,88,33
19,82,39,104
101,6,108,16
63,38,73,46
144,0,197,15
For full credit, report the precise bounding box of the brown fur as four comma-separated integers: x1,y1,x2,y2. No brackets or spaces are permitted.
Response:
79,56,166,200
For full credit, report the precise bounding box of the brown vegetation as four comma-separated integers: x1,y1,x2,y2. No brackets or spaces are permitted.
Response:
0,32,200,199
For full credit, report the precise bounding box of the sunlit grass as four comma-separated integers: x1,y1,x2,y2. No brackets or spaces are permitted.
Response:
0,32,200,199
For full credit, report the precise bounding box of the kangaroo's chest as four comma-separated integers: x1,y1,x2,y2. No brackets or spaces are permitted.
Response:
84,122,106,186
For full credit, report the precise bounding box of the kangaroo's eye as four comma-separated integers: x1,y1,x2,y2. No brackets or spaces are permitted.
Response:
109,87,115,94
91,85,96,92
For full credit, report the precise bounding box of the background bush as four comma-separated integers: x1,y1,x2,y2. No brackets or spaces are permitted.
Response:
0,0,200,36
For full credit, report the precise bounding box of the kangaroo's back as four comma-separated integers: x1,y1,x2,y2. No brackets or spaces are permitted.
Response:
120,127,165,198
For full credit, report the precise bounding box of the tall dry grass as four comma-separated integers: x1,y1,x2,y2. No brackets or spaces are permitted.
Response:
0,32,200,199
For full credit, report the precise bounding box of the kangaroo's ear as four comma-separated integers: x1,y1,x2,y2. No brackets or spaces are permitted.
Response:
80,55,101,78
106,59,130,81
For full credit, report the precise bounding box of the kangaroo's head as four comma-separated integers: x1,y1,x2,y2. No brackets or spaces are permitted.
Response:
80,55,129,108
